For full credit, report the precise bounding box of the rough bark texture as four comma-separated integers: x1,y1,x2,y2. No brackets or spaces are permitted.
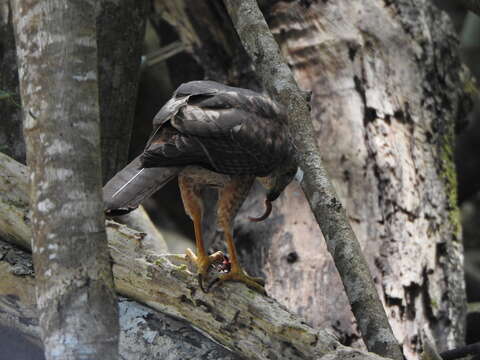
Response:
117,206,169,254
97,0,147,183
11,1,119,358
224,2,405,360
0,240,242,360
0,151,395,360
0,1,25,163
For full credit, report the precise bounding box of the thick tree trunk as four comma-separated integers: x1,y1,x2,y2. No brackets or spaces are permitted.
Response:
155,1,469,359
11,1,119,358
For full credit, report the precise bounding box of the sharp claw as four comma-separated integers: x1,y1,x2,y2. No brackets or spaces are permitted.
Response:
205,270,266,294
198,273,208,293
188,251,232,293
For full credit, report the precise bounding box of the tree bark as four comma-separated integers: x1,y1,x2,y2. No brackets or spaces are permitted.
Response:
11,1,119,358
0,151,394,360
116,207,169,254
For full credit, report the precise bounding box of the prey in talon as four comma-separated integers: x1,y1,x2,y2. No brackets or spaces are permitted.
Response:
103,80,298,294
184,248,225,292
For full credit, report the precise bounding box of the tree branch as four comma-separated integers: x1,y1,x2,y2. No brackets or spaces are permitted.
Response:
0,239,242,360
0,151,391,360
142,41,187,69
222,1,403,360
116,207,169,254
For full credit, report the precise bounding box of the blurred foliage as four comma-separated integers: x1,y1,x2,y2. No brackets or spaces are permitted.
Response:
0,89,20,108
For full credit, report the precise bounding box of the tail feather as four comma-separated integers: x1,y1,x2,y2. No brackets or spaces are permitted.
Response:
103,155,181,215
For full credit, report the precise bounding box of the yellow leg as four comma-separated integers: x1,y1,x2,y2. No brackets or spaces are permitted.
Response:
208,225,265,294
208,176,265,294
179,174,224,292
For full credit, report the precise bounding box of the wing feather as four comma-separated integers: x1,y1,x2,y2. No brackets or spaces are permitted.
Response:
141,80,293,176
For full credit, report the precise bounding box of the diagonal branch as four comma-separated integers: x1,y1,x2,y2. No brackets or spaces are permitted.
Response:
222,1,403,360
0,151,391,360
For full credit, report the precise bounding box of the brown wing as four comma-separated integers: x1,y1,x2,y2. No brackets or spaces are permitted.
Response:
141,81,293,176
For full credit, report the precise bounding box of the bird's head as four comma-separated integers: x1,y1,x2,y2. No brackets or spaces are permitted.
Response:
250,161,299,222
265,162,299,202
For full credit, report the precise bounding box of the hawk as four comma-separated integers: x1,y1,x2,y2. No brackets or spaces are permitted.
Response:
104,80,297,293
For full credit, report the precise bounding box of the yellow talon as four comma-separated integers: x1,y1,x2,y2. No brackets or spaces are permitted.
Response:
185,248,225,292
208,267,266,295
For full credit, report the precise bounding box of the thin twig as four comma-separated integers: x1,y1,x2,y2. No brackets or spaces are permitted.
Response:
142,41,186,68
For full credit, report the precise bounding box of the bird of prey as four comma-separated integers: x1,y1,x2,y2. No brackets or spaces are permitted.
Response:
104,80,297,293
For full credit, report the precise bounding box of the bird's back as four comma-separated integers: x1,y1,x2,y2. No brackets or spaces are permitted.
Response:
141,80,293,177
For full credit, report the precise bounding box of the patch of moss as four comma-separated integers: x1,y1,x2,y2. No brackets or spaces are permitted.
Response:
153,257,167,266
463,78,478,100
175,264,188,272
438,127,461,242
154,257,188,272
